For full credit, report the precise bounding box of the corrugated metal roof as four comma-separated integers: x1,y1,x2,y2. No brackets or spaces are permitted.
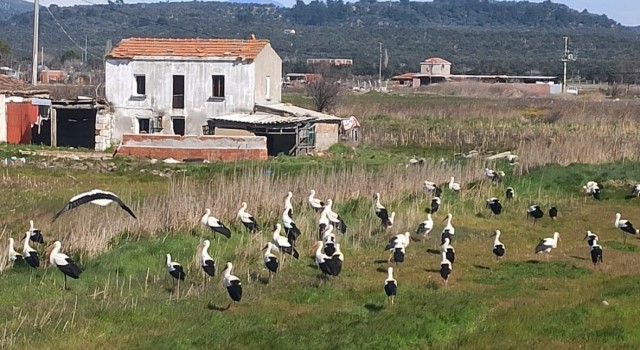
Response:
211,113,315,125
106,37,270,61
256,103,342,122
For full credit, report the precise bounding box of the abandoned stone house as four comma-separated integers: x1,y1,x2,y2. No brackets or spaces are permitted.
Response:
103,36,342,158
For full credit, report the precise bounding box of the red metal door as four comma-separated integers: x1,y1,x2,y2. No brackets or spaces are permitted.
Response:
6,102,35,144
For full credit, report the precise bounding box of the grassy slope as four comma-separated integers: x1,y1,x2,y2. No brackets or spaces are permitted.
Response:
2,153,640,348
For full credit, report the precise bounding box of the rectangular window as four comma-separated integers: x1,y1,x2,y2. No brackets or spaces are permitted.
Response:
265,75,271,100
138,118,150,133
135,75,146,95
212,75,225,98
172,116,185,136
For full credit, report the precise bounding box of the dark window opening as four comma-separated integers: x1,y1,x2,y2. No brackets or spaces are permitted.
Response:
138,118,150,133
135,75,146,95
173,75,184,109
212,75,225,98
172,117,185,136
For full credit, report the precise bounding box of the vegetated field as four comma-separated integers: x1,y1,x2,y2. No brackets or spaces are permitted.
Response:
2,93,640,349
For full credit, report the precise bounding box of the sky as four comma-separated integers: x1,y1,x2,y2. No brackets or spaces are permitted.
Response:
33,0,640,27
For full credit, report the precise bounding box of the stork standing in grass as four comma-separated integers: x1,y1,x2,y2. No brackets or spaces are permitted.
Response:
615,213,639,243
261,242,279,284
486,198,503,216
441,213,455,244
8,238,23,265
283,191,294,219
312,241,334,281
415,211,434,241
527,205,544,224
322,224,337,256
374,193,395,228
201,209,231,239
549,206,558,220
534,232,560,260
384,267,397,307
385,232,410,265
492,230,505,261
223,262,242,306
308,190,325,213
631,184,640,198
165,253,185,295
590,239,604,269
583,181,602,200
283,205,302,246
328,243,344,276
27,220,44,245
22,232,39,269
324,199,347,234
197,240,215,287
583,231,599,247
271,224,300,261
46,241,82,290
237,202,259,234
449,177,461,193
439,251,452,287
441,237,456,265
431,197,441,215
485,168,505,183
505,187,515,201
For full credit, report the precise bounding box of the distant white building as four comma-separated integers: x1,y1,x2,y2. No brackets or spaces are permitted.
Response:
420,57,451,76
103,35,282,149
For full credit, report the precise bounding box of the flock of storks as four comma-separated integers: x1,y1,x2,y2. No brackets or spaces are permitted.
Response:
5,169,640,307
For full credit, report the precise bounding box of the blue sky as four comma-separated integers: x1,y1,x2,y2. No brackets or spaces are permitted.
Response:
35,0,640,26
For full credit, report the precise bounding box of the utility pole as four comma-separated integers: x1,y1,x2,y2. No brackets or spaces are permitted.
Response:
561,36,576,93
378,42,383,86
31,0,39,85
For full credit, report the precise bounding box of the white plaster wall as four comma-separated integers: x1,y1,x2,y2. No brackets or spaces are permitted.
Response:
105,57,256,141
0,94,6,143
254,44,282,104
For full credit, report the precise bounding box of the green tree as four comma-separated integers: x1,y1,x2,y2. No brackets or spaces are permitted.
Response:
0,39,11,66
61,50,80,63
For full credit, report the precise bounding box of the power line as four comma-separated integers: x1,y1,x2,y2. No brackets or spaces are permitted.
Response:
44,5,102,60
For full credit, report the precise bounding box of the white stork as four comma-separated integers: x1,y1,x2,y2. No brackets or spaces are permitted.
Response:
440,251,452,287
549,207,558,220
22,232,40,269
223,262,242,305
441,237,455,265
283,206,301,246
441,213,455,244
615,213,639,243
448,177,461,192
201,209,231,238
308,190,325,213
505,187,515,201
323,199,347,234
415,212,434,240
312,241,334,278
329,243,344,276
46,241,82,290
527,205,544,224
198,240,215,284
262,242,279,284
165,253,186,283
385,232,410,263
384,266,397,307
631,184,640,198
582,181,602,200
374,192,393,228
28,220,44,244
535,232,560,259
583,230,599,247
271,224,300,259
430,197,441,215
237,202,259,233
283,191,294,219
423,181,437,192
53,189,137,222
486,197,503,216
492,230,505,261
322,224,337,256
590,240,603,269
8,238,23,264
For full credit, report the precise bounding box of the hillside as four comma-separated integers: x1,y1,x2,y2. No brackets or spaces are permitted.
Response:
0,0,31,19
0,0,639,79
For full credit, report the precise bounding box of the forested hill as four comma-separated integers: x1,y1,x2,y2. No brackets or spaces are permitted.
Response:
1,0,639,80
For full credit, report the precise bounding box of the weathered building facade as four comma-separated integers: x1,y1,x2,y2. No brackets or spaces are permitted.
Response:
104,36,282,149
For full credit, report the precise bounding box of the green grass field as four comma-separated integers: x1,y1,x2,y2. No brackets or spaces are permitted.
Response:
2,92,640,349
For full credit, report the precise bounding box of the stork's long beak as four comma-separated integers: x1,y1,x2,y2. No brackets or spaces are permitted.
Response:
582,234,588,240
442,216,449,222
261,244,269,252
45,244,55,257
310,242,319,252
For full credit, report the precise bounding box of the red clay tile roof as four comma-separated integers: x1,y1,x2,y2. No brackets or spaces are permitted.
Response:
423,57,451,65
0,75,49,95
106,37,271,61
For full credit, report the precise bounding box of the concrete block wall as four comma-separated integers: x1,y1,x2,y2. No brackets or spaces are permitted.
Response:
95,112,114,151
117,134,268,161
315,122,339,151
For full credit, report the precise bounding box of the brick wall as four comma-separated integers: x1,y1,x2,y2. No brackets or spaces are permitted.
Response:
117,134,268,161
